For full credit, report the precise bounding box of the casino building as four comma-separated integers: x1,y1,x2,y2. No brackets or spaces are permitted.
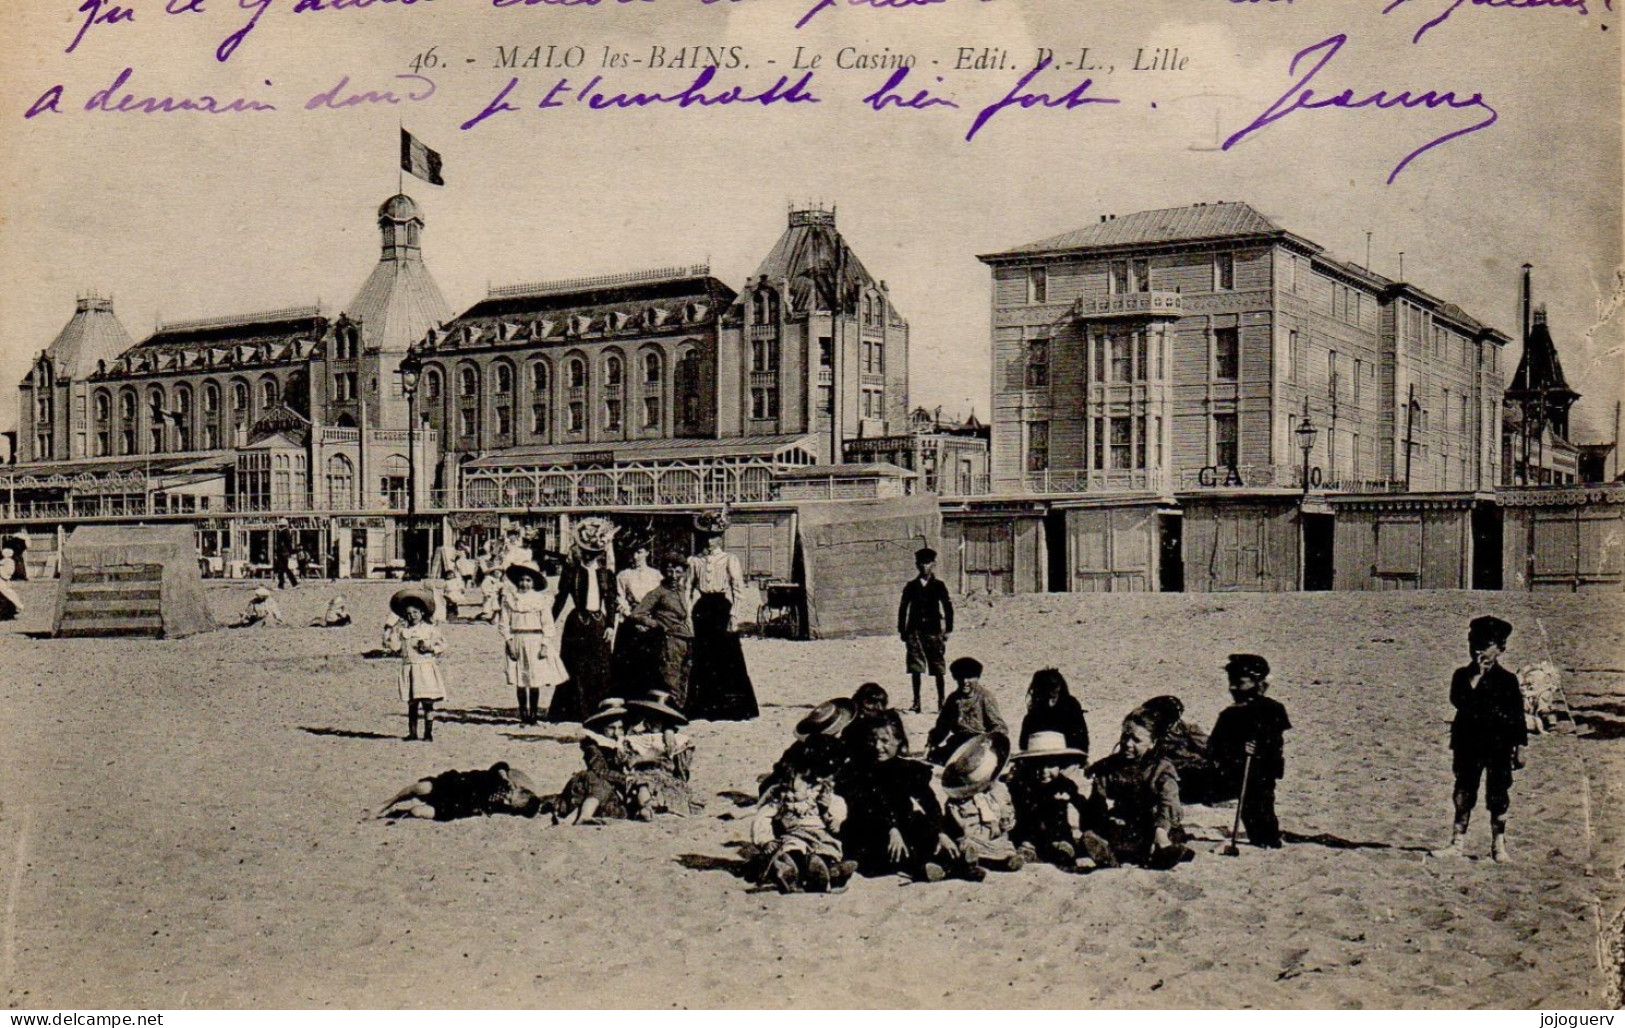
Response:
3,197,925,581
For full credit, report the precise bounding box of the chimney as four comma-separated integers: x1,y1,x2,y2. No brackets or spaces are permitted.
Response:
1521,263,1533,344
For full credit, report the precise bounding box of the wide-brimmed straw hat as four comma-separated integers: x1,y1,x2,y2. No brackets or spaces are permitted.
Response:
1009,730,1086,766
795,697,856,740
625,690,689,726
940,732,1011,799
504,560,547,589
253,586,272,598
389,585,436,620
583,697,631,731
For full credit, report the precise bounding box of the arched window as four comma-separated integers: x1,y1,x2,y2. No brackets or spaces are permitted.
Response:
231,381,249,413
380,454,410,508
753,289,780,325
459,365,478,398
568,357,586,390
202,381,220,414
260,377,279,409
326,453,355,509
643,351,661,386
119,390,137,421
494,362,514,395
174,385,192,414
605,354,623,388
642,351,663,429
675,350,701,426
423,367,442,402
530,361,549,393
94,391,111,422
864,295,875,325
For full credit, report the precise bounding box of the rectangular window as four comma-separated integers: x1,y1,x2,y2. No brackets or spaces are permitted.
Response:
874,342,884,374
1328,350,1338,400
752,388,780,420
605,399,622,431
1353,433,1362,477
496,407,512,436
1029,267,1048,304
1353,359,1363,405
95,431,109,457
818,385,833,413
643,395,659,428
1215,413,1238,468
1027,421,1049,473
1289,255,1300,293
819,337,832,368
863,342,874,374
531,405,548,435
1111,261,1129,296
459,409,475,437
1135,332,1147,381
1133,259,1149,293
567,402,584,433
203,425,219,450
1110,417,1132,470
1216,252,1235,291
1215,328,1239,381
1025,338,1049,389
1111,334,1132,382
1135,415,1148,469
1153,415,1164,466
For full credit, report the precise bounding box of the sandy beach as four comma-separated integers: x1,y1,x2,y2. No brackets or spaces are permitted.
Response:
1,580,1621,1009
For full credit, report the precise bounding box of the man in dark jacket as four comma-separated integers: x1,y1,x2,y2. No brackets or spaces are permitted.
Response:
1436,616,1527,863
898,547,954,713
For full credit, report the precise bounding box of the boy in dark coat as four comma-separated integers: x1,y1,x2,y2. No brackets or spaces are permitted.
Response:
898,547,954,713
1207,654,1292,849
836,716,958,881
1437,616,1527,863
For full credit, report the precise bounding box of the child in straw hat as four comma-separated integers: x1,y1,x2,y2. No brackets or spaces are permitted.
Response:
498,559,567,726
940,732,1022,880
385,585,447,742
751,735,853,893
1007,730,1091,867
236,586,284,628
621,692,699,819
555,698,635,824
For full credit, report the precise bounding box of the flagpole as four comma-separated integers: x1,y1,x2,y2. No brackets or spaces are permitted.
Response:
398,119,404,194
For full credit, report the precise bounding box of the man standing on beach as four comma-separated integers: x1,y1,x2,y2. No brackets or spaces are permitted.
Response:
898,547,953,714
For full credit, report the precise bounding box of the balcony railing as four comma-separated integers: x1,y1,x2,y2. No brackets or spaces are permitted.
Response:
1071,291,1184,321
989,468,1169,494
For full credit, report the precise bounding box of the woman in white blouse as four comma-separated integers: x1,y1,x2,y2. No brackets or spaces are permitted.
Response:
612,535,665,698
684,510,759,721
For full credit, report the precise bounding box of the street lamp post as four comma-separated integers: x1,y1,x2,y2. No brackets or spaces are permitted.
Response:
398,348,423,579
1295,402,1318,496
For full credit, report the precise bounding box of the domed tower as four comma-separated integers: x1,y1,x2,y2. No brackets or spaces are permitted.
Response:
18,295,135,461
342,194,452,430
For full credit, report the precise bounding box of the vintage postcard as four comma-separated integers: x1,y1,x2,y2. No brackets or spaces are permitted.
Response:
0,0,1622,1012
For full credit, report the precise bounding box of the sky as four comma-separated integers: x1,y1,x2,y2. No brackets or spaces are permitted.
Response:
1,0,1619,440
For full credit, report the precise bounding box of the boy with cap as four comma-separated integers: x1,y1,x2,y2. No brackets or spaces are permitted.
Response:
1207,654,1292,849
1437,615,1526,863
925,657,1008,764
898,547,954,713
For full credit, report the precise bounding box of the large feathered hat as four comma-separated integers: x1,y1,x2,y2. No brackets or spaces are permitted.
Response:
571,516,617,554
693,508,731,535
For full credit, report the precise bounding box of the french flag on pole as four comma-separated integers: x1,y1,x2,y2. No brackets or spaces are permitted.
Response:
400,128,445,186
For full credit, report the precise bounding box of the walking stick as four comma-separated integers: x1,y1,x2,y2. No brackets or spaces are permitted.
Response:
1222,749,1255,857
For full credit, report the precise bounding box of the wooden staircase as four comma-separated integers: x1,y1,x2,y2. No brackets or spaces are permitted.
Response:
55,565,165,638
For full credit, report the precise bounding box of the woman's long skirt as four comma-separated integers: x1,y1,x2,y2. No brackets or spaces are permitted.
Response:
547,609,613,723
684,593,758,721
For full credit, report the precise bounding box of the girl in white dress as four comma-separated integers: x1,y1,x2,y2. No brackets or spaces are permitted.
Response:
498,560,568,725
385,586,447,742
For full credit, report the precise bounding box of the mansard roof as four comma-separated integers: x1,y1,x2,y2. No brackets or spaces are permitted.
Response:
424,268,735,353
983,202,1286,259
747,210,903,321
97,307,327,378
39,297,136,380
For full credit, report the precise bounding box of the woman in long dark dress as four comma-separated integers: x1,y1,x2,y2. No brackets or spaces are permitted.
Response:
611,536,664,698
684,510,759,721
547,518,620,723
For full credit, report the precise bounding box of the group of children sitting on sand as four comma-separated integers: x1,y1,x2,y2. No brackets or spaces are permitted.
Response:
738,655,1289,893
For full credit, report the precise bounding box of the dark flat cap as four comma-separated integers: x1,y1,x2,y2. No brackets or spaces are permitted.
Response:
949,656,983,680
1225,653,1271,680
1468,615,1513,647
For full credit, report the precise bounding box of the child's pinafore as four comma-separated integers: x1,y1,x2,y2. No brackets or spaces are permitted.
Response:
395,621,448,702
